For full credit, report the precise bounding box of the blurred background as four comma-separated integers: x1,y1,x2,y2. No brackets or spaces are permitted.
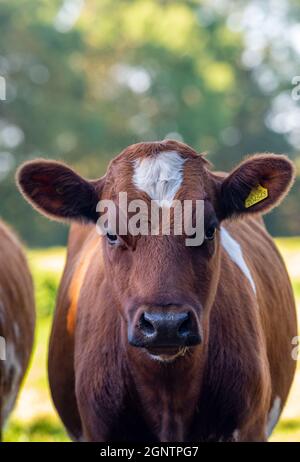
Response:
0,0,300,442
1,0,300,245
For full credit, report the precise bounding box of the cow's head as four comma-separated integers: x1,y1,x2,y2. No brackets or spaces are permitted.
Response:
17,141,295,362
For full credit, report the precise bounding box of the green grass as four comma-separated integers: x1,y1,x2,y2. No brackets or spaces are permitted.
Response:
275,237,300,252
3,240,300,442
293,280,300,300
3,248,69,442
271,420,300,443
4,417,69,443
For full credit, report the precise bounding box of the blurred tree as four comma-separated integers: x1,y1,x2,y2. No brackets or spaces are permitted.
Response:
0,0,299,245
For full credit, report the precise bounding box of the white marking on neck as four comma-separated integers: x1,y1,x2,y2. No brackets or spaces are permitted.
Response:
267,396,281,438
132,151,186,207
220,226,256,294
232,429,239,441
218,429,239,442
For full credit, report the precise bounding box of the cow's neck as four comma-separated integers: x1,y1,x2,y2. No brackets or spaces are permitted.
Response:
128,343,208,442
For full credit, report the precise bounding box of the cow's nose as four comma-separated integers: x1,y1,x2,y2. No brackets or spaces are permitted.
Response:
128,309,201,348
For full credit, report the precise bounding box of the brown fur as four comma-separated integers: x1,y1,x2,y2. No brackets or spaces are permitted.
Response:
0,221,35,439
17,140,297,441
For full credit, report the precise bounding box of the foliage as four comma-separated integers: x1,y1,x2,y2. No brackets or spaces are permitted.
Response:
27,247,66,317
0,0,300,245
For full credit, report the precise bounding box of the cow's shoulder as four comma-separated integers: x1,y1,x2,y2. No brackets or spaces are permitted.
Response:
67,223,97,258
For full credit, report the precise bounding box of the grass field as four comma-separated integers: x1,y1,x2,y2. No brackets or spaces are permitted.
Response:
3,239,300,442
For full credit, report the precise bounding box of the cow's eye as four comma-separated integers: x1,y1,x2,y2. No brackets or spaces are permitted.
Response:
106,232,119,245
205,225,216,241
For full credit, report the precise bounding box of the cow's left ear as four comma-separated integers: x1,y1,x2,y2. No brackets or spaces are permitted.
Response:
17,159,105,223
219,154,295,219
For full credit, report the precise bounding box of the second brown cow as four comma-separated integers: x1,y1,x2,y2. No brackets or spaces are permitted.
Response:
0,220,35,439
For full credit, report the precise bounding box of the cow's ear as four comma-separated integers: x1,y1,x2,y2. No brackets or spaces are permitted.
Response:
17,159,105,223
219,154,295,220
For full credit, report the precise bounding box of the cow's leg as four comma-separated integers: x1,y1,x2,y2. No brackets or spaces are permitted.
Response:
74,334,157,442
48,306,82,441
76,387,156,443
75,355,128,442
239,417,268,442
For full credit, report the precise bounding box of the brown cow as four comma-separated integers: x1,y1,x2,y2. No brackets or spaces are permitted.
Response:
17,140,297,442
0,220,35,439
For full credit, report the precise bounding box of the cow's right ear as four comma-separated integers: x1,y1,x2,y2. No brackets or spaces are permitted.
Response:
17,159,105,223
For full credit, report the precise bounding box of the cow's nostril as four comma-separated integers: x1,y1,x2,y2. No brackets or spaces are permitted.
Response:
178,313,192,337
129,309,201,348
139,312,155,335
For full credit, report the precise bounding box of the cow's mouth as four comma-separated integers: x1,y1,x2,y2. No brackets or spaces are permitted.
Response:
146,346,188,362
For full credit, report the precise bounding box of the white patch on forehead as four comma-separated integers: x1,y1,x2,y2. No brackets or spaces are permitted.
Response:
266,396,281,438
220,227,256,294
132,151,186,206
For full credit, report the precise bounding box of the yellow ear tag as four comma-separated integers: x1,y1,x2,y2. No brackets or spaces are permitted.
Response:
245,184,268,208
